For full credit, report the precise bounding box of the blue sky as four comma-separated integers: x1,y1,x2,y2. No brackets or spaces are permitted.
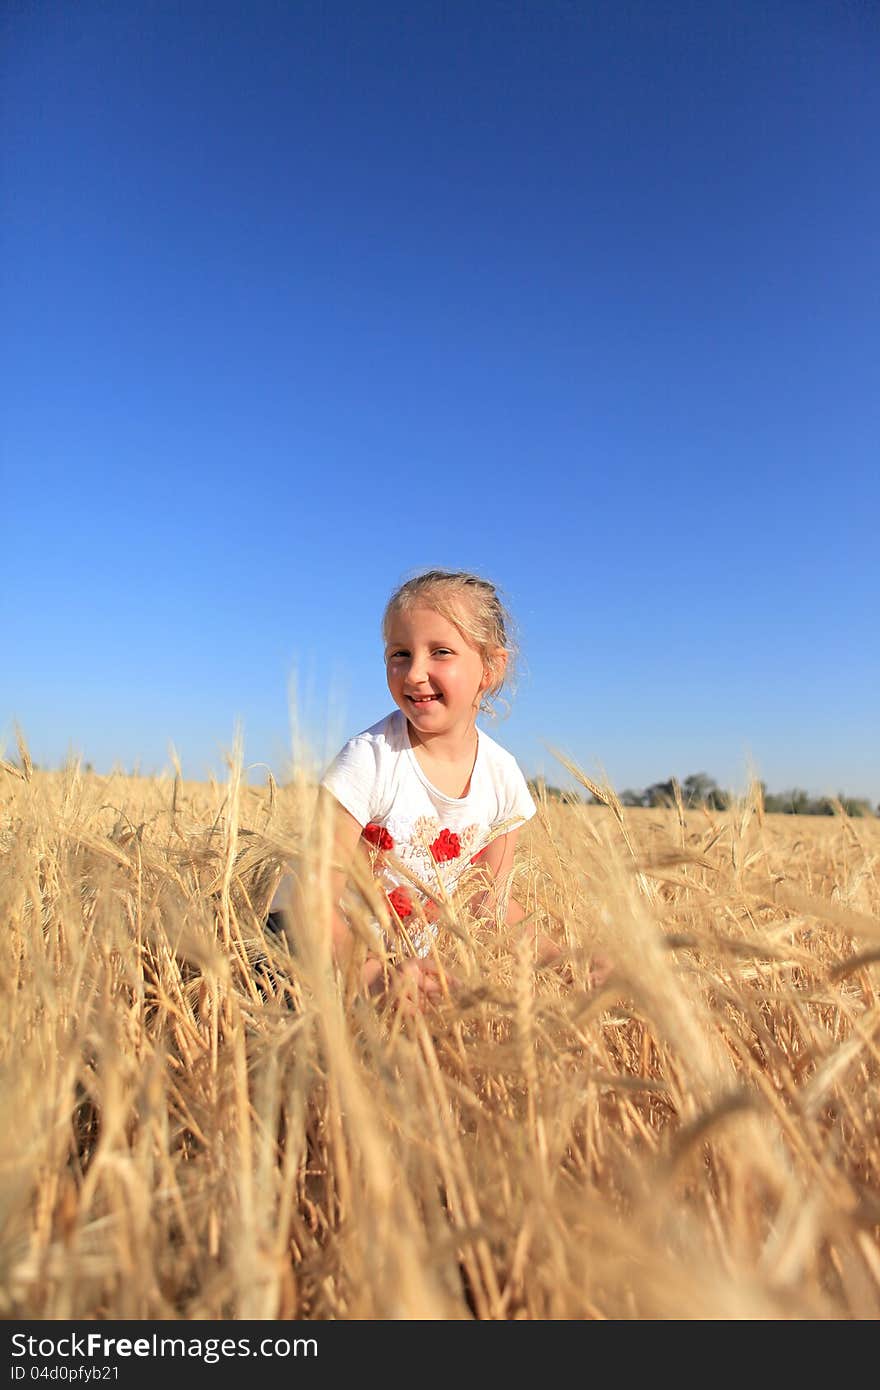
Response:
2,1,877,801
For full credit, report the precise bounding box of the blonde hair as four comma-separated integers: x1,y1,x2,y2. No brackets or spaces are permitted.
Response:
382,569,518,718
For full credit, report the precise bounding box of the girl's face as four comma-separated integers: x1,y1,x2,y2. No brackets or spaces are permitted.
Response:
384,603,495,736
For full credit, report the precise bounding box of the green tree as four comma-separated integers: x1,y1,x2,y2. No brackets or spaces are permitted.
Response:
644,779,676,808
682,772,718,807
620,788,645,807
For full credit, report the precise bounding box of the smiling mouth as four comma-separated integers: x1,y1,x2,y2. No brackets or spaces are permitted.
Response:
408,694,442,705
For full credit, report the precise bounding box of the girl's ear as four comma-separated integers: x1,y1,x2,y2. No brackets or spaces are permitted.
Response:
481,648,508,691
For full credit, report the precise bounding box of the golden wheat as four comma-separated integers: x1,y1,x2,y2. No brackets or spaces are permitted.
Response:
1,742,878,1319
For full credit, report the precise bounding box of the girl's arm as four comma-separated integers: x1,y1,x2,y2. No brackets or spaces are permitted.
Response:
467,828,560,965
313,790,388,994
309,791,445,1002
467,829,612,984
269,791,384,990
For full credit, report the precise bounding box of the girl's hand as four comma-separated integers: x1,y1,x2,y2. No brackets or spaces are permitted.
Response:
588,951,614,989
394,959,458,1013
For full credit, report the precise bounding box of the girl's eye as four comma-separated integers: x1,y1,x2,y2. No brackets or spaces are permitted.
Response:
387,648,452,658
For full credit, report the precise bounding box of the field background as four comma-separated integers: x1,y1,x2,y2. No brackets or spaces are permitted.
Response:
2,753,879,1320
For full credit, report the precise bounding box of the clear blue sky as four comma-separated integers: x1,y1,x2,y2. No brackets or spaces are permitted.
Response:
2,1,877,802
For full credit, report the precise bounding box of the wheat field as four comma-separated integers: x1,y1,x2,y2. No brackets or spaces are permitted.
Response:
2,740,879,1320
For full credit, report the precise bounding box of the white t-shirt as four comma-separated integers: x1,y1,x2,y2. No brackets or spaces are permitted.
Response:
320,709,537,953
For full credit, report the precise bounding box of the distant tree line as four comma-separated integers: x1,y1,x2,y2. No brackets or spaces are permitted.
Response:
528,773,878,818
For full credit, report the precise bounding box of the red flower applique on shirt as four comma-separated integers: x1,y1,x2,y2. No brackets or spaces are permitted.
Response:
386,886,413,919
430,828,462,863
362,822,394,851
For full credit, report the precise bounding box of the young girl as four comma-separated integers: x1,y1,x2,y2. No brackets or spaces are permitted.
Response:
273,569,547,1004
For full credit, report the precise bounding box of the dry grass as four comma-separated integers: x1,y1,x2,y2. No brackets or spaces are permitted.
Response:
2,740,879,1320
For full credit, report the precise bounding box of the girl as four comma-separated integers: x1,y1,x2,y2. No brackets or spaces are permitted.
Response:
273,569,551,1005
